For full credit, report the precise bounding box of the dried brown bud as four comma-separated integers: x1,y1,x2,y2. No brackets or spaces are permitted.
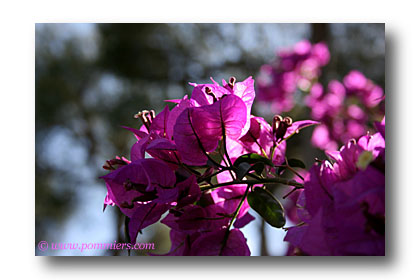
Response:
228,76,236,89
204,86,218,103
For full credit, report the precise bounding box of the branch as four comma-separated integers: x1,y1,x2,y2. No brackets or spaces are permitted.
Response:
199,177,304,192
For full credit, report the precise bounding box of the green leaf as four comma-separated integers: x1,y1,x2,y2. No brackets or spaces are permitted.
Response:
236,162,252,180
233,153,274,168
247,187,286,228
251,162,265,176
235,161,266,180
276,163,286,175
287,158,306,169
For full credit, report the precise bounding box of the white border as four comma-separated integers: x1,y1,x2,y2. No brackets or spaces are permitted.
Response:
1,0,419,279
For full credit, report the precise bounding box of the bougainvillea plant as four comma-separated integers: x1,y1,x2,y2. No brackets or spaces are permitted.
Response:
101,76,320,255
256,40,384,151
306,71,384,151
285,118,385,255
101,42,385,256
257,40,330,113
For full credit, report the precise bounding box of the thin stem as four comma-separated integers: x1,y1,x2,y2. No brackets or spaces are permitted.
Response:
199,216,233,221
246,172,263,181
228,184,251,230
173,152,201,176
286,166,304,181
222,135,233,169
200,177,304,192
219,184,251,255
206,180,216,189
275,164,305,181
219,102,236,180
283,221,305,231
267,170,278,177
249,133,268,158
219,144,230,168
283,187,299,199
206,153,225,170
218,140,236,180
197,168,227,183
221,133,236,181
186,108,224,169
271,135,294,161
270,142,279,161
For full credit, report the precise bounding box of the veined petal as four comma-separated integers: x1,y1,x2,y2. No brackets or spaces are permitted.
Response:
121,126,148,140
149,106,170,137
128,203,171,243
100,159,176,216
191,83,230,106
173,107,215,166
173,95,247,165
146,138,177,151
167,95,193,139
284,120,320,139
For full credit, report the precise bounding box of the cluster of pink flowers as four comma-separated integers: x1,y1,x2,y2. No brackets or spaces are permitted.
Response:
257,40,330,113
257,40,384,151
307,71,384,150
101,42,385,256
285,118,385,255
101,77,316,256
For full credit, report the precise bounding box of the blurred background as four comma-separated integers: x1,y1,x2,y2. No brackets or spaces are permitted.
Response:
35,23,385,256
